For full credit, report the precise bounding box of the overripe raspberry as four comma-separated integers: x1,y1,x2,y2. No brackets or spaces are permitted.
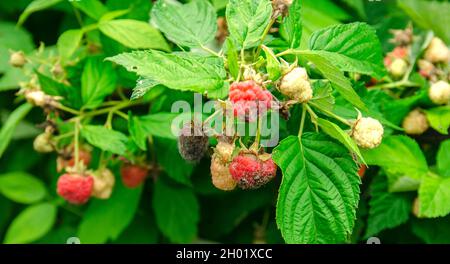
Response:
351,117,384,149
92,168,115,199
429,80,450,105
9,51,26,68
57,173,93,205
402,109,429,135
229,81,272,121
120,164,148,188
33,133,54,153
229,152,277,189
178,121,209,162
272,0,293,17
388,58,408,78
424,37,450,63
279,67,313,103
210,155,237,191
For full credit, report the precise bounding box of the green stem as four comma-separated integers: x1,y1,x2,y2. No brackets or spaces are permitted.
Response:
74,118,80,171
298,104,307,137
57,104,80,115
309,101,351,126
237,48,245,81
276,49,294,57
114,110,129,120
369,80,419,90
54,131,75,142
255,17,277,58
200,44,222,58
255,115,262,147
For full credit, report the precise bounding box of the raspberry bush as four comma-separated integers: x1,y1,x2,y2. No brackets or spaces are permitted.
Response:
0,0,449,245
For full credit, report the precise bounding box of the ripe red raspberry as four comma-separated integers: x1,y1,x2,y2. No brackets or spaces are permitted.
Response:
120,164,148,188
57,173,93,205
357,165,367,179
229,81,272,121
229,152,277,189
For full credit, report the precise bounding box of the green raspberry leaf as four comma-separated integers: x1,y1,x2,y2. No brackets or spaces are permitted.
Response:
152,178,199,243
81,57,117,109
107,50,226,98
151,0,217,48
81,125,128,155
362,135,428,192
281,0,302,49
365,174,413,238
78,176,143,243
18,0,63,26
99,19,170,51
298,50,367,111
0,172,47,204
4,203,56,244
272,133,360,244
425,106,450,135
309,22,385,78
0,103,32,159
226,0,272,49
419,175,450,218
437,140,450,178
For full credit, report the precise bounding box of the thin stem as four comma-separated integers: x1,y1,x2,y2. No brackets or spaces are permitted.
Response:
255,17,277,58
276,49,294,57
70,3,84,27
105,111,114,129
237,48,245,81
114,110,129,120
309,102,351,126
369,80,419,90
54,131,75,142
255,115,262,147
74,118,80,170
57,104,80,115
200,44,221,58
298,104,307,137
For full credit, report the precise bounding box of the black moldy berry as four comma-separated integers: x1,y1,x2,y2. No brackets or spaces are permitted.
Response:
178,121,209,163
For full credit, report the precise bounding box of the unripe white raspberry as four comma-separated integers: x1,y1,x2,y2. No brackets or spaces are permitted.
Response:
389,58,408,78
402,109,429,135
33,133,54,153
9,51,26,67
429,80,450,105
424,37,450,63
210,156,237,191
215,140,235,163
92,168,115,199
352,117,384,149
25,90,47,107
279,67,313,103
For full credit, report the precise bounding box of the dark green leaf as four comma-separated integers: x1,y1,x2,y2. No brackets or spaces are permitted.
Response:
262,45,281,81
99,19,170,51
152,179,199,243
0,103,32,159
272,133,360,244
18,0,63,26
81,57,117,109
81,125,128,155
151,0,217,48
437,140,450,178
0,172,46,204
425,106,450,135
4,203,57,244
282,0,302,49
309,22,385,78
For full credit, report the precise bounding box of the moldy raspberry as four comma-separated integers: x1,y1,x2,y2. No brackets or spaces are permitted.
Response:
229,152,277,189
120,164,148,188
229,80,272,121
57,173,93,205
178,121,209,162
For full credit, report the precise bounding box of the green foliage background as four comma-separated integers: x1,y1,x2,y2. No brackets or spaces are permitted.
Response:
0,0,449,244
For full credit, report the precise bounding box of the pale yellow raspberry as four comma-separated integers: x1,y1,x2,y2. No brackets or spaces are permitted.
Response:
279,67,313,103
92,168,115,199
352,117,384,149
210,156,236,191
424,37,450,63
429,80,450,105
389,58,408,78
402,109,429,135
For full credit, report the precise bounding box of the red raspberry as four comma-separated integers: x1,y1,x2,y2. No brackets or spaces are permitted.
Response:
120,164,148,188
229,152,277,189
357,165,367,179
57,173,93,205
229,81,272,121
